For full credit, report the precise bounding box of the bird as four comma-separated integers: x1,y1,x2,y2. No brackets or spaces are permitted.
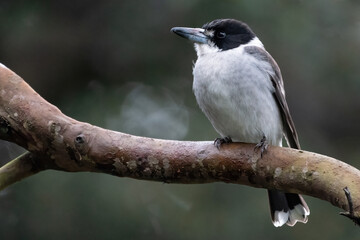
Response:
171,19,310,227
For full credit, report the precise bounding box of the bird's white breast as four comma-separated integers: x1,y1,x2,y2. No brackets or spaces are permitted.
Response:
192,44,283,145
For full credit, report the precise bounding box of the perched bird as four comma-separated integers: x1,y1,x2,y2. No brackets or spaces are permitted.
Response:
171,19,310,227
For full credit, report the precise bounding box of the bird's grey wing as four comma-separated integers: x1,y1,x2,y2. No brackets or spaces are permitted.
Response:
244,46,300,149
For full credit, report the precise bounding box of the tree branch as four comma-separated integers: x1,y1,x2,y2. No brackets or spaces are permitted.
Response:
1,63,360,223
0,152,43,191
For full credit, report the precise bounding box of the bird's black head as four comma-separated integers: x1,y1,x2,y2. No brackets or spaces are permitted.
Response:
202,19,256,50
171,19,257,52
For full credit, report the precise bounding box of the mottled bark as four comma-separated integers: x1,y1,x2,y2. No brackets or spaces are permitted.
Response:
0,64,359,224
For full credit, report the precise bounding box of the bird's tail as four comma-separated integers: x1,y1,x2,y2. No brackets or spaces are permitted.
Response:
268,190,310,227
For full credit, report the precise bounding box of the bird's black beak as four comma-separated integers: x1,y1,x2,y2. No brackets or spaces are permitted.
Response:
171,27,209,44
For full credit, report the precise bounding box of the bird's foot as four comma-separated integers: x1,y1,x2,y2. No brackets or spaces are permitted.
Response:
214,136,232,150
254,135,268,157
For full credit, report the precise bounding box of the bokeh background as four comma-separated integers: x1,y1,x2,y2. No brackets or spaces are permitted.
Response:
1,1,360,239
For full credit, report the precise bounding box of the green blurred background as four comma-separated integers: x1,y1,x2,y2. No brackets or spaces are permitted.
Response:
1,0,360,239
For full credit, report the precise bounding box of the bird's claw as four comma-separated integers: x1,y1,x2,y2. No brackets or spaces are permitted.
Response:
254,135,268,157
214,136,232,150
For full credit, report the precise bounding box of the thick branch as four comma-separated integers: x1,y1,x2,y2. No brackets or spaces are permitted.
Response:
0,63,360,221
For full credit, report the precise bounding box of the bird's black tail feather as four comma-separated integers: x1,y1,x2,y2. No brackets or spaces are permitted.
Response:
268,190,310,227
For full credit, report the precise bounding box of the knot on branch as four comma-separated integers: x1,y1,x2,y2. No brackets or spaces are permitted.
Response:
74,134,88,155
75,135,85,144
70,133,90,164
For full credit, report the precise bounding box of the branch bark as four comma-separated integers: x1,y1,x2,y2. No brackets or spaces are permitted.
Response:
0,63,360,223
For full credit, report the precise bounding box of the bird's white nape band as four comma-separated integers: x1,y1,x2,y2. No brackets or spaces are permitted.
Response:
243,37,264,49
0,63,8,69
273,210,289,227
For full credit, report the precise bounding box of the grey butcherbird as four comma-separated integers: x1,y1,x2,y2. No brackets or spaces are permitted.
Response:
171,19,310,227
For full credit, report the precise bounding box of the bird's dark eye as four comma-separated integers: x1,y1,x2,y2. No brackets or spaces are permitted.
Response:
216,32,226,39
